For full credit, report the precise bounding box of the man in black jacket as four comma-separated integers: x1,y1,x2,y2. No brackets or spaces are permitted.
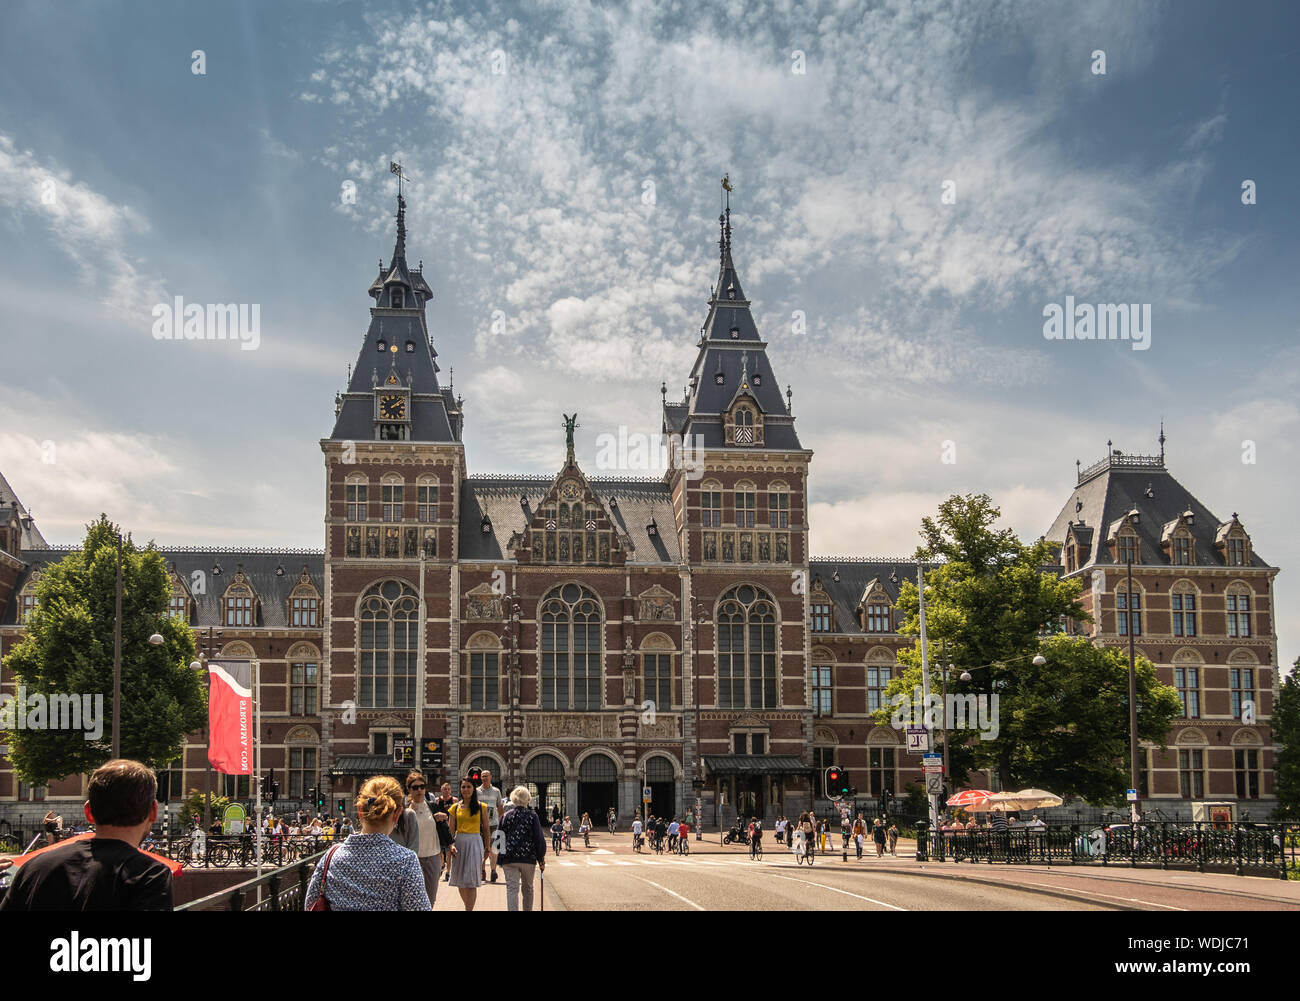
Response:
1,760,172,911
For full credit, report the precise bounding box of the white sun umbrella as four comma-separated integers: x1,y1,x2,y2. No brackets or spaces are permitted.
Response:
989,789,1063,812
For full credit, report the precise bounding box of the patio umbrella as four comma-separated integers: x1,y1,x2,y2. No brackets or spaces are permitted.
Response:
8,832,182,877
988,789,1063,812
947,789,995,811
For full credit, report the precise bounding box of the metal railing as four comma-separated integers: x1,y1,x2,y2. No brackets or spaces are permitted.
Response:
914,822,1300,879
177,850,328,911
146,834,337,870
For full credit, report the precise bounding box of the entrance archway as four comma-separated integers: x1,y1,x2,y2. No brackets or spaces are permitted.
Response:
578,753,618,826
645,755,676,821
525,753,567,823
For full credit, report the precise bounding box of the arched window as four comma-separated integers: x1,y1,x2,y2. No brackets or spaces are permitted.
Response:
467,632,501,710
18,574,41,625
540,584,603,710
359,581,419,708
345,474,368,522
288,643,320,716
1170,582,1198,638
1225,584,1252,638
224,581,255,627
734,481,756,527
417,475,439,522
717,584,777,709
381,474,404,522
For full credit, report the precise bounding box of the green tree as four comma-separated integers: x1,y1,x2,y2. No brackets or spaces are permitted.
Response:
1273,663,1300,821
180,789,231,829
2,515,204,783
872,494,1181,804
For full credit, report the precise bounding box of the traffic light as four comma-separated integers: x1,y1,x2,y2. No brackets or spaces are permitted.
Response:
938,783,949,812
307,786,316,807
825,766,849,800
468,767,482,785
271,780,279,803
317,790,325,810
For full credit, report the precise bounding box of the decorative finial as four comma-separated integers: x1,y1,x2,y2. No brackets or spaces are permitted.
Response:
1159,419,1166,462
786,384,793,414
563,413,579,465
1075,458,1081,481
740,351,749,387
660,381,667,401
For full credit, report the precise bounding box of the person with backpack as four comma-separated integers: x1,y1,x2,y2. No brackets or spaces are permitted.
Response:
852,814,867,859
498,786,547,911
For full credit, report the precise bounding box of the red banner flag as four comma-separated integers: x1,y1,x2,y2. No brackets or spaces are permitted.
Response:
208,660,252,775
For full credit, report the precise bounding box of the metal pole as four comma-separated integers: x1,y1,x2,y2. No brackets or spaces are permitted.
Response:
918,563,938,833
113,533,123,759
204,626,214,830
1127,554,1139,824
416,552,426,752
253,658,263,900
940,641,950,782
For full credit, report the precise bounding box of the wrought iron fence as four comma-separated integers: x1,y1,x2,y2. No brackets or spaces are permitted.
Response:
146,834,336,870
177,850,327,911
914,822,1300,879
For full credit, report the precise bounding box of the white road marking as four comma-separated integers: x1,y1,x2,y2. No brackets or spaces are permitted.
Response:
1004,878,1187,911
558,860,577,867
762,872,908,910
591,848,613,854
631,875,706,911
586,860,607,866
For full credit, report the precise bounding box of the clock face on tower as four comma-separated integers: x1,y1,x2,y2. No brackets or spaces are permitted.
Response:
379,395,407,420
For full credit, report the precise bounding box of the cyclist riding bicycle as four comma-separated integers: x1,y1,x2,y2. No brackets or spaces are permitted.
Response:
748,817,763,859
550,818,564,853
676,820,690,853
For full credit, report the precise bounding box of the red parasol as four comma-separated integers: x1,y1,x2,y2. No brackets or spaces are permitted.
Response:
8,832,182,877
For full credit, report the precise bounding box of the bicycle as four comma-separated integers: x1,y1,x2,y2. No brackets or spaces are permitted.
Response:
676,835,690,856
651,833,665,855
750,836,763,861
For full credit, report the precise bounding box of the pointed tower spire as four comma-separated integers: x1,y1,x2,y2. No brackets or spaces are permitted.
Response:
1159,419,1166,463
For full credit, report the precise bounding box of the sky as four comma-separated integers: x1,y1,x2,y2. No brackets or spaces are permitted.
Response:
0,0,1297,668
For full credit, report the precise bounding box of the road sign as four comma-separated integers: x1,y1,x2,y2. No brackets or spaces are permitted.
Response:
643,786,652,803
925,773,944,796
922,752,944,774
1126,789,1138,802
393,738,414,768
420,738,443,770
906,727,928,752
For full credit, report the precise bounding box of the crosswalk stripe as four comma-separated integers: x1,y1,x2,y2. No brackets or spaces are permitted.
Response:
558,861,578,867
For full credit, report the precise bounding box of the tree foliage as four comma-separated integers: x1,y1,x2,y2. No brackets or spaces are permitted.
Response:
2,516,203,783
1273,663,1300,821
871,494,1181,804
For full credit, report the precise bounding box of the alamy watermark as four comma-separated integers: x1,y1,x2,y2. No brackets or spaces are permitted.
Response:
1043,296,1150,351
151,297,261,351
594,428,706,481
0,687,104,741
889,686,999,740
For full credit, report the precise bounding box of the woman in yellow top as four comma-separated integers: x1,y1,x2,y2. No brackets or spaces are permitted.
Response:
448,777,490,911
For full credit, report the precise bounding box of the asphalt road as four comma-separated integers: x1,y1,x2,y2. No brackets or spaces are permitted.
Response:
521,847,1115,911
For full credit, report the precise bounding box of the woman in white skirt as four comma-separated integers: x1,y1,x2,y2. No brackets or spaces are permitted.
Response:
448,777,490,910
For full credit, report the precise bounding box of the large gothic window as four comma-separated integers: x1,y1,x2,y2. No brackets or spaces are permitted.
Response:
716,584,778,709
359,581,418,708
540,584,603,710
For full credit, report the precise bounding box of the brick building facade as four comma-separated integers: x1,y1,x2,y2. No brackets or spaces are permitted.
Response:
0,195,1283,828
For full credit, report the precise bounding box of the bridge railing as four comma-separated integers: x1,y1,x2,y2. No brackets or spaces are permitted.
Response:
176,850,328,911
914,821,1300,879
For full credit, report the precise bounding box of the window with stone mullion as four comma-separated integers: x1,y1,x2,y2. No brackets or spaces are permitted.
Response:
470,652,500,710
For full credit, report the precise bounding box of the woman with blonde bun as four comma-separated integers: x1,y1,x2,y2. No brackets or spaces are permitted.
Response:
304,776,430,911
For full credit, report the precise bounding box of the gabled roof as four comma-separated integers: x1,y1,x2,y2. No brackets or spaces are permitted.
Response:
2,547,324,627
665,199,804,452
1045,449,1271,570
329,194,462,444
0,471,48,549
459,476,679,565
808,558,920,636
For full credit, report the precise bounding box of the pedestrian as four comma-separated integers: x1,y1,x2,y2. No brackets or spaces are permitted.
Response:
841,812,851,849
1,760,173,911
668,817,680,851
498,786,547,911
303,776,430,911
818,818,828,852
404,770,448,906
887,821,899,856
853,814,867,859
607,806,617,835
448,777,490,911
774,816,784,844
631,814,643,853
433,780,456,881
476,769,504,883
42,810,58,846
562,814,573,850
873,818,887,858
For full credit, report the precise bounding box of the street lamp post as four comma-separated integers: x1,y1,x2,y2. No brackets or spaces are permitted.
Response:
502,587,521,789
684,599,709,838
189,626,222,830
1126,552,1140,824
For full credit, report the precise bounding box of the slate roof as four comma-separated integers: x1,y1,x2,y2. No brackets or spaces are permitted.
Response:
330,194,461,444
0,471,48,549
2,547,324,628
1044,453,1271,570
665,207,805,452
459,475,680,564
809,558,920,637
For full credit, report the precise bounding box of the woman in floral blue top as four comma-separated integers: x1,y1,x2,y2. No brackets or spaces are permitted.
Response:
304,776,431,912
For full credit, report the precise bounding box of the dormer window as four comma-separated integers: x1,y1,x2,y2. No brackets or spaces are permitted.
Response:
1173,536,1191,565
224,583,254,627
753,372,761,386
1227,538,1246,566
729,326,740,339
1117,534,1137,564
405,340,415,352
715,370,725,385
377,339,387,352
810,600,833,633
391,287,404,308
